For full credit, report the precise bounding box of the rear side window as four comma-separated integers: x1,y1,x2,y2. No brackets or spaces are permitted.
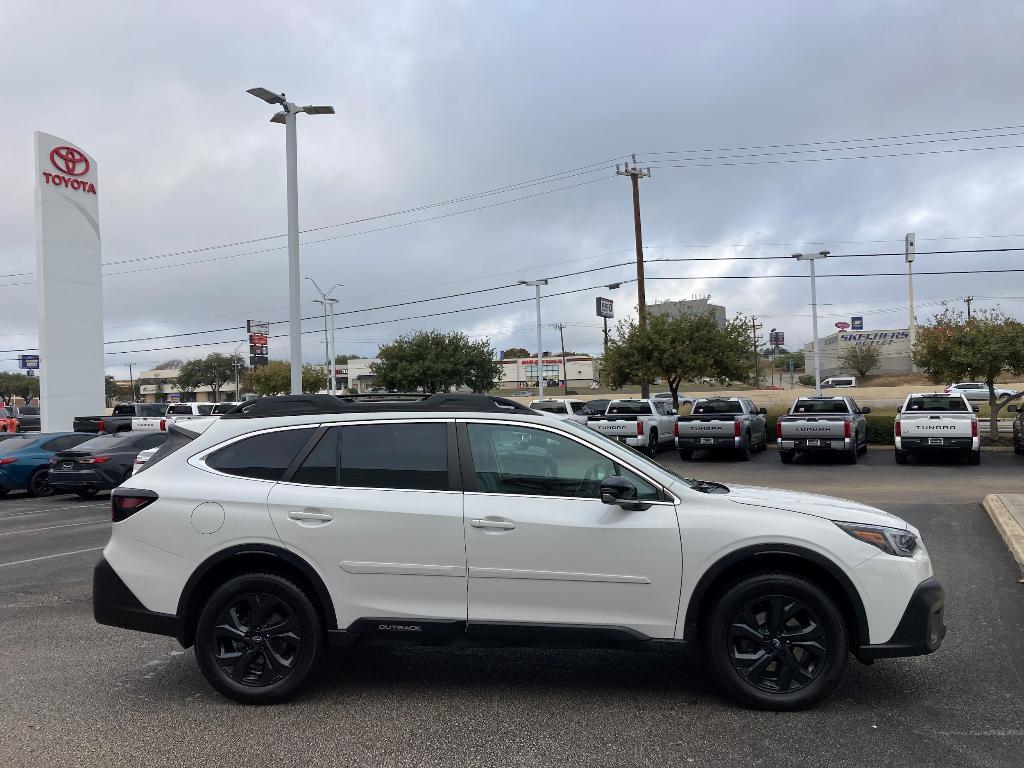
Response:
167,405,194,415
197,404,214,415
112,404,136,416
339,423,448,491
291,428,339,486
42,434,93,452
140,404,167,417
532,402,568,414
135,433,168,450
207,428,316,481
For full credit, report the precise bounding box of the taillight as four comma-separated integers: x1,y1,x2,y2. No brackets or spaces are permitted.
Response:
972,420,978,437
637,421,643,437
734,420,741,437
0,457,16,465
98,419,106,433
80,455,111,464
111,490,158,523
160,419,166,431
776,421,782,438
673,420,679,437
895,420,901,437
844,421,851,438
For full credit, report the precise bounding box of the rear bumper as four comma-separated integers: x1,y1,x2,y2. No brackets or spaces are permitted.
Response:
897,436,977,453
677,436,740,450
49,469,120,491
778,437,851,452
93,557,181,640
857,576,946,659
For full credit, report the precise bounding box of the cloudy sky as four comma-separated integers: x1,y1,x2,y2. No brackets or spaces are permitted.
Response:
3,1,1024,377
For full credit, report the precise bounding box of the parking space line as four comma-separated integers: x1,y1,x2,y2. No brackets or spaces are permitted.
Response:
0,519,109,537
0,502,107,519
0,546,103,567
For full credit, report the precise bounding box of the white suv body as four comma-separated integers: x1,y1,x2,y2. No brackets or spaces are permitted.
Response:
94,394,945,710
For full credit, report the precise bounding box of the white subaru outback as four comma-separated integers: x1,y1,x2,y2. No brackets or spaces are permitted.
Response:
93,393,945,710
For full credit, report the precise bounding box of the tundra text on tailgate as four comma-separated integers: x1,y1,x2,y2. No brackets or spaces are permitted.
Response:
676,398,768,461
776,396,869,465
587,399,677,457
894,393,980,465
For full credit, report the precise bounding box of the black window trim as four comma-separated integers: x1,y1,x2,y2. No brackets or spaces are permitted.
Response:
195,424,323,483
456,419,674,504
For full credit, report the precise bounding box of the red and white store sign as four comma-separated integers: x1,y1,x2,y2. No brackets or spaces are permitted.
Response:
41,145,97,194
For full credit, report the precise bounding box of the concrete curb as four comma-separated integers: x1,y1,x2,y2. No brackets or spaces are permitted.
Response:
982,494,1024,583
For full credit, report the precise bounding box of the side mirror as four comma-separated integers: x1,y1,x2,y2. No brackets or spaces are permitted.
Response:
896,406,902,413
759,407,768,415
973,405,980,413
861,407,871,414
600,475,638,507
1009,405,1018,413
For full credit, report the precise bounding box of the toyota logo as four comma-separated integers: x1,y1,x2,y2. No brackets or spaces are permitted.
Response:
50,146,90,176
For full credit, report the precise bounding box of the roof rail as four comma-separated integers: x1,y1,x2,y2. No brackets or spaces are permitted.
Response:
220,393,534,419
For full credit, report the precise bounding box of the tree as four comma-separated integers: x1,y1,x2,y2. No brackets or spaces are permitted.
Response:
333,353,360,364
176,359,203,397
0,373,40,405
243,361,291,396
501,347,530,359
372,331,503,393
302,364,328,394
199,353,241,400
602,311,751,409
913,307,1024,437
105,374,119,405
152,359,185,370
838,345,881,378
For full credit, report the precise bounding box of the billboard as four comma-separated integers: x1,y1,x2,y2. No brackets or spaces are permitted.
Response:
248,320,270,366
595,297,614,318
769,330,784,346
35,133,104,431
19,354,40,370
851,316,864,330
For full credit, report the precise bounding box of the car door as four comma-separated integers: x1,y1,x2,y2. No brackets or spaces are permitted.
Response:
266,420,467,630
745,400,764,444
460,420,682,639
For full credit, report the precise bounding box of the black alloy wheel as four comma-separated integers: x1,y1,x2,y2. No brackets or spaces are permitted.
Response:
726,595,827,694
27,469,52,497
212,593,302,687
195,573,322,704
706,572,847,710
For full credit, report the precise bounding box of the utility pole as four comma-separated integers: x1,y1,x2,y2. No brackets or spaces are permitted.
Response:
617,155,652,398
749,317,763,388
233,341,243,400
905,233,916,349
794,251,830,396
965,295,975,320
127,363,136,402
552,323,568,391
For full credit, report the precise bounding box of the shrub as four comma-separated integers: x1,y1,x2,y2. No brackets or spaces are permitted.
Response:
797,374,815,386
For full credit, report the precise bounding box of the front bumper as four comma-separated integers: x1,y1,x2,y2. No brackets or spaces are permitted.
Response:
857,576,946,659
93,557,181,640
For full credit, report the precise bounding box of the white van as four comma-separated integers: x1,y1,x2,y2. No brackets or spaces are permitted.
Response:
820,376,857,388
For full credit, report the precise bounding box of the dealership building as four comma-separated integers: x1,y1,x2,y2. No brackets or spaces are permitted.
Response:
647,297,727,328
498,355,598,389
802,328,914,378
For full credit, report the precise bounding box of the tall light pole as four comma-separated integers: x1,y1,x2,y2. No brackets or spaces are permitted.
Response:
306,277,341,396
247,87,335,395
520,279,548,400
906,233,916,364
233,341,244,400
793,250,830,396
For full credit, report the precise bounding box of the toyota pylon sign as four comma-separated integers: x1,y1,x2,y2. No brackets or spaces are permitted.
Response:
34,132,104,431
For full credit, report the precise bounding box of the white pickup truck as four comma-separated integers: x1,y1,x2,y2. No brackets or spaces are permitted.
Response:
894,392,980,465
529,399,589,425
130,402,217,432
586,398,678,456
675,397,769,461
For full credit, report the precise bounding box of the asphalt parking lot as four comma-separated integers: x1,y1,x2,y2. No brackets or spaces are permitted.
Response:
1,448,1022,768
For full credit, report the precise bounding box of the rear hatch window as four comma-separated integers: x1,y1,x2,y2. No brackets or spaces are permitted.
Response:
906,397,968,412
692,400,743,414
607,402,651,415
793,400,849,414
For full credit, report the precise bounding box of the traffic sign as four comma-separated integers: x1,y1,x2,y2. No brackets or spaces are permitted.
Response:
851,316,863,330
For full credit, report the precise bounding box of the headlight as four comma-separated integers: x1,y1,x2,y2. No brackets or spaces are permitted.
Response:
835,522,918,557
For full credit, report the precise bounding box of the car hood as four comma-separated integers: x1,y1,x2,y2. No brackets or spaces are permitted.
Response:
724,483,910,530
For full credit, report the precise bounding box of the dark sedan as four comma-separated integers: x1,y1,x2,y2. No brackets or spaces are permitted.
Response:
48,432,168,498
11,405,41,431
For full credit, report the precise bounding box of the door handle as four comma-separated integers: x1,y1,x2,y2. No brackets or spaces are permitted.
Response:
288,510,333,522
470,518,516,530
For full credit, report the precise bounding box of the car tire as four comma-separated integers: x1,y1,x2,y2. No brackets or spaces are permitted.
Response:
1013,439,1024,456
845,444,858,464
894,449,908,465
647,430,658,458
736,435,751,462
75,489,99,499
194,572,324,705
779,451,795,464
0,488,9,497
966,450,981,466
26,469,53,497
704,572,848,711
679,449,693,461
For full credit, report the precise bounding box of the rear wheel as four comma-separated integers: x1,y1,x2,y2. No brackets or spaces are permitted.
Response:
779,451,795,464
894,449,908,465
679,449,693,461
704,572,848,711
194,573,324,704
26,469,53,497
966,450,981,465
647,430,658,458
736,435,751,462
1013,438,1024,456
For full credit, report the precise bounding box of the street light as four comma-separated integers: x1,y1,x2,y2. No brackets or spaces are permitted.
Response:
519,279,549,400
792,250,830,396
306,277,342,396
247,86,335,395
233,341,244,400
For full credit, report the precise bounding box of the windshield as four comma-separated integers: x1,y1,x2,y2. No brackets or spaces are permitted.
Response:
19,406,39,415
167,405,194,414
211,403,236,414
607,401,651,415
792,399,850,414
906,397,968,412
72,434,137,452
692,400,743,414
531,402,568,414
570,420,702,490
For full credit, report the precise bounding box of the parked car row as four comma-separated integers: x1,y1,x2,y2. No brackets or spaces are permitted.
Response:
74,401,242,434
0,405,41,433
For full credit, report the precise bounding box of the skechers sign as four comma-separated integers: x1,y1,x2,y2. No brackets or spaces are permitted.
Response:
41,146,97,194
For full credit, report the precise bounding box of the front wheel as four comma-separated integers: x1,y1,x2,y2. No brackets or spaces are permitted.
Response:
704,572,849,710
194,573,324,704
